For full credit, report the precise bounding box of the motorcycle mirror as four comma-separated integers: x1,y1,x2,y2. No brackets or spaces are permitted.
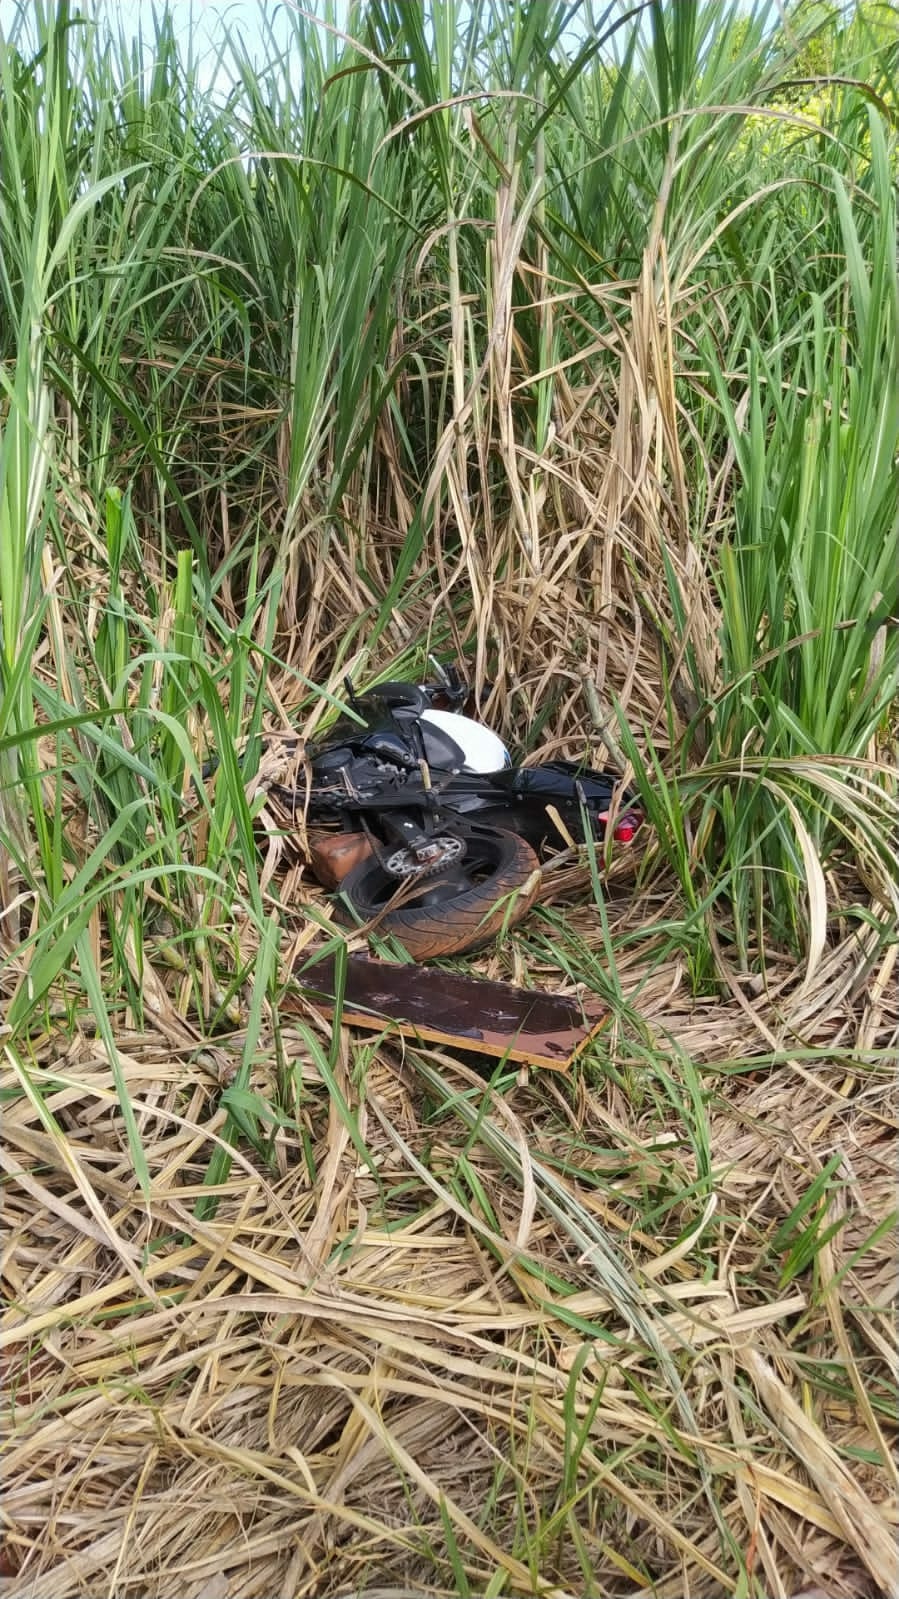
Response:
428,655,467,708
343,674,364,715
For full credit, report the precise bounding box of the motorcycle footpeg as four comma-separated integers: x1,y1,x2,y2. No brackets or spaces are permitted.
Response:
381,814,433,858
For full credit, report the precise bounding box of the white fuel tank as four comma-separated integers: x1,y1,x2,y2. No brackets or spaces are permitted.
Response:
420,709,510,773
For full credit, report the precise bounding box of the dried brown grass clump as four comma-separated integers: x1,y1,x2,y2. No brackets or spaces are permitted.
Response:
2,18,898,1590
4,248,898,1596
3,896,897,1598
4,335,898,1595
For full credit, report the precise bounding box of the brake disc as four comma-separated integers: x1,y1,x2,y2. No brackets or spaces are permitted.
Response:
384,834,466,879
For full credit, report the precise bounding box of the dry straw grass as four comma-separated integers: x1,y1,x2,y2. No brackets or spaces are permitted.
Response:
2,898,897,1597
4,235,899,1599
4,376,898,1591
4,375,899,1597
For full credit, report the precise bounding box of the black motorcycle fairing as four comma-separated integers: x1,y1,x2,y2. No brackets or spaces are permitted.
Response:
308,692,421,760
312,742,356,774
311,724,466,779
306,756,631,818
487,760,623,806
415,719,467,771
365,730,420,768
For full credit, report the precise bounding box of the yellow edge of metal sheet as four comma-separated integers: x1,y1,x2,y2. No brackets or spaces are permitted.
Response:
311,1003,608,1071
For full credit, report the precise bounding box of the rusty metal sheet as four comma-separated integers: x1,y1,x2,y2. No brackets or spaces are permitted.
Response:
291,952,608,1071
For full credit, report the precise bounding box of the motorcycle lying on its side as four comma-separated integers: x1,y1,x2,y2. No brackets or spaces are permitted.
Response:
267,661,643,961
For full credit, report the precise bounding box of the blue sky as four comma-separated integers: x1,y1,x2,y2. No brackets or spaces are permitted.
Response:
2,2,300,66
0,2,347,99
1,1,596,67
104,0,330,61
1,1,598,93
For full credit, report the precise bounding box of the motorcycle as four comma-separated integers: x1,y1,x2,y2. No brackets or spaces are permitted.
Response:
266,660,643,961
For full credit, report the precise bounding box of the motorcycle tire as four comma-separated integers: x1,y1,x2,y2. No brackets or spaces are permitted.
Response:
338,828,541,961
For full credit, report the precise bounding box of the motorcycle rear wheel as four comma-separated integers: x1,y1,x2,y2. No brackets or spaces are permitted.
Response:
338,828,540,961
